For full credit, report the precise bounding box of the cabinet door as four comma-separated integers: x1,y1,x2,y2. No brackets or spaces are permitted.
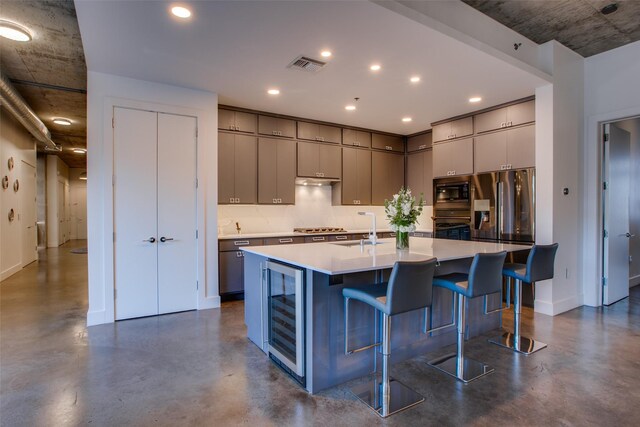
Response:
343,129,371,148
432,142,451,178
449,138,474,176
372,133,404,152
234,135,258,204
297,121,318,141
423,149,433,206
297,141,320,177
218,132,236,204
219,251,244,294
356,149,372,205
474,132,507,173
218,109,235,131
319,144,341,179
506,124,535,169
407,151,425,198
259,116,295,138
258,138,278,204
450,117,473,139
341,147,358,204
432,122,451,143
475,108,508,134
318,124,342,144
372,152,404,205
276,139,296,204
407,132,432,152
278,118,296,138
507,100,535,127
235,111,257,133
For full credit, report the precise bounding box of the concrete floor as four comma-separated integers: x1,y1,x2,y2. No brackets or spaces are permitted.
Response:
1,240,640,426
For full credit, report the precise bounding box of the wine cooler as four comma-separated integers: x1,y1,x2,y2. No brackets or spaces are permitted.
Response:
264,260,305,383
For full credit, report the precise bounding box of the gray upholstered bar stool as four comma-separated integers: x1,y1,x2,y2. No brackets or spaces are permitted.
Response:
489,243,559,355
428,251,507,383
342,258,437,418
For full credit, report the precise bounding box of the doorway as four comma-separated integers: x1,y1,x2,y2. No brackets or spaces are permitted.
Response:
601,117,640,305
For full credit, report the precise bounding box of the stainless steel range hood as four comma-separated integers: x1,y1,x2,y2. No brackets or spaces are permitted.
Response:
295,177,340,186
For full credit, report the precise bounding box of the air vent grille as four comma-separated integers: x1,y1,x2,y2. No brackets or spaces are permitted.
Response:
287,56,327,73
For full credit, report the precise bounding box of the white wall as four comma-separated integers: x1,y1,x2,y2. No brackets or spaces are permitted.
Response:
86,71,218,326
46,155,70,247
68,168,87,240
582,40,640,306
0,108,37,281
218,185,433,236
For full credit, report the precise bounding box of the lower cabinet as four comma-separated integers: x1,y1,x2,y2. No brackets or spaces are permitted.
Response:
219,250,245,294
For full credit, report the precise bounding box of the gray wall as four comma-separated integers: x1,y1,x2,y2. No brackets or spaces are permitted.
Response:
616,118,640,285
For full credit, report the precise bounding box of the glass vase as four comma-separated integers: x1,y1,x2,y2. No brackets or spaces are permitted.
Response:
396,231,409,250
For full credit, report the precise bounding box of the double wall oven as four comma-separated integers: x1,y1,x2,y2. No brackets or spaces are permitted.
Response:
433,179,472,240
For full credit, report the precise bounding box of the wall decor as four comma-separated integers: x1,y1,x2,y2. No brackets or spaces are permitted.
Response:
7,157,14,170
2,176,8,190
8,208,15,222
13,179,19,192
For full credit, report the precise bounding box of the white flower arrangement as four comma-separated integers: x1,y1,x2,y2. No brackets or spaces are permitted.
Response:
384,187,424,233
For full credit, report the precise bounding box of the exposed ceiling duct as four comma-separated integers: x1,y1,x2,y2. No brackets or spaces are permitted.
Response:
0,72,61,151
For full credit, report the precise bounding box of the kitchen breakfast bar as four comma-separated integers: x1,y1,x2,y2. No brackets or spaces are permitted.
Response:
242,237,530,394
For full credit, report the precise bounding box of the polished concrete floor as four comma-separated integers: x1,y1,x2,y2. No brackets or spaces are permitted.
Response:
1,240,640,426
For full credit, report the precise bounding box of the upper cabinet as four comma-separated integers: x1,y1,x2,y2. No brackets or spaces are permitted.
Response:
407,132,432,152
258,138,296,204
297,122,342,144
432,117,473,142
342,129,372,148
371,151,404,205
406,149,433,206
432,137,474,178
474,124,535,173
297,142,341,179
218,109,257,133
475,100,535,134
218,132,258,204
371,133,404,152
340,147,371,205
258,115,296,138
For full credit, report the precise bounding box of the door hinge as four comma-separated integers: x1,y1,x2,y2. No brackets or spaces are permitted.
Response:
196,230,198,239
196,280,199,290
112,175,115,186
114,289,117,299
196,178,198,189
195,127,198,138
604,230,608,238
112,117,115,128
603,133,609,142
113,232,116,242
603,181,607,190
602,277,607,287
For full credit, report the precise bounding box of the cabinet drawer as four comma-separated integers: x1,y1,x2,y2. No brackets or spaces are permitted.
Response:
411,231,432,238
328,234,352,242
258,115,295,138
407,132,432,152
263,236,305,245
372,133,404,152
305,235,329,243
219,238,264,251
342,129,371,148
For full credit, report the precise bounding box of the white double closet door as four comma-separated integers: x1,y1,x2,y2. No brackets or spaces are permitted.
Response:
114,107,197,320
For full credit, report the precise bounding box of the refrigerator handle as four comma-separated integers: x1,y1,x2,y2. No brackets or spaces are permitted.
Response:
497,181,504,240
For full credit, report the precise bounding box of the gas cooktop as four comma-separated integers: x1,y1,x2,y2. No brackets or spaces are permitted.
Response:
293,227,347,234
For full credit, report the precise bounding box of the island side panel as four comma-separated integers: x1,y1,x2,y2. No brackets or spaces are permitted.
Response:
244,252,268,353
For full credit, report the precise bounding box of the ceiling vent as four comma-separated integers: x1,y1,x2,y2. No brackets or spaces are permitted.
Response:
287,55,327,73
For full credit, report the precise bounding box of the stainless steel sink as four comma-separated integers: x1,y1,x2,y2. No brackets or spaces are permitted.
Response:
331,240,387,248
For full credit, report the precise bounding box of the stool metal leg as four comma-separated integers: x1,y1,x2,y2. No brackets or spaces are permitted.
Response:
489,279,547,355
429,295,495,383
350,313,424,417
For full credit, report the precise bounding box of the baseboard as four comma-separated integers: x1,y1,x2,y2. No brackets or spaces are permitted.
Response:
629,275,640,288
0,263,23,282
86,309,107,326
199,295,221,310
534,294,583,316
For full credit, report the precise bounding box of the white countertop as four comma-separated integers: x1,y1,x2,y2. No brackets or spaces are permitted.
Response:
218,228,432,240
241,237,530,275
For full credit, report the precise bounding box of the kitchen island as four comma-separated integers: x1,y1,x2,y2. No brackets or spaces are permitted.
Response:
242,237,529,393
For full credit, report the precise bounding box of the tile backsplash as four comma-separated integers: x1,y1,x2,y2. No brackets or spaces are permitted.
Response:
218,186,433,236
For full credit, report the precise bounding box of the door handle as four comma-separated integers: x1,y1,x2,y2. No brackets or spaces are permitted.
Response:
626,233,635,238
143,237,156,243
159,237,174,242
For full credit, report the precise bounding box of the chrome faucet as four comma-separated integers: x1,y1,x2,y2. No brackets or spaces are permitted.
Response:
358,212,377,245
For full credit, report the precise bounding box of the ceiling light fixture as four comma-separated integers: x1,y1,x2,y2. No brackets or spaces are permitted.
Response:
267,88,280,95
402,117,412,122
410,76,420,83
370,64,381,71
601,3,618,15
0,19,32,42
53,118,72,126
320,50,332,58
73,148,87,154
171,6,192,19
345,105,356,111
469,97,482,103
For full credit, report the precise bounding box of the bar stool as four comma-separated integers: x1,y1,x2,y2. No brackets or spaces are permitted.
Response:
428,251,507,383
342,258,437,418
489,243,559,355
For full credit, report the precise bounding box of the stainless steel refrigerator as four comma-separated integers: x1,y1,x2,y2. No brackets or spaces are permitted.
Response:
470,168,535,243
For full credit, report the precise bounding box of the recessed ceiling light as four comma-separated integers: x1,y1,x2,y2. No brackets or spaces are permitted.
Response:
402,117,412,122
345,105,356,111
601,3,618,15
53,118,71,126
171,6,192,19
410,76,420,83
320,50,332,58
469,97,482,103
370,64,381,71
73,148,87,154
0,19,32,42
267,89,280,95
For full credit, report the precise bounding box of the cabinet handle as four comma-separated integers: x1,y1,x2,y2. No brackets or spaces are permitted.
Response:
312,236,325,242
315,172,325,178
353,200,358,204
234,241,250,246
354,141,360,147
508,121,513,127
143,237,156,243
278,131,283,136
277,198,282,203
236,251,244,257
159,236,174,243
229,125,234,130
389,233,396,237
335,235,348,240
272,198,277,203
414,232,424,237
385,145,393,151
500,122,505,128
235,198,240,203
419,144,426,150
451,170,456,175
279,238,293,244
229,197,235,203
272,130,278,135
507,164,512,170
